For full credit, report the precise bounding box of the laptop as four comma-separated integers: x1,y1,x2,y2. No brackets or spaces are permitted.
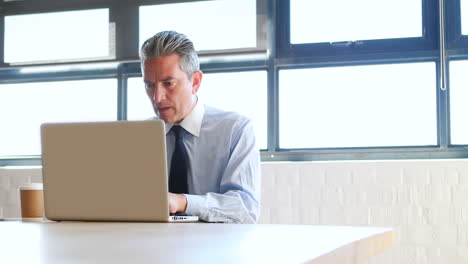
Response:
40,120,198,222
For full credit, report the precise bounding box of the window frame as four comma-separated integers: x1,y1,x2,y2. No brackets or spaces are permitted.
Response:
446,0,468,52
2,0,468,167
277,0,439,61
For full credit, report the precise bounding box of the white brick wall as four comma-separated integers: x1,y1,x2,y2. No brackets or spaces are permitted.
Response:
0,166,42,219
258,160,468,264
1,160,468,264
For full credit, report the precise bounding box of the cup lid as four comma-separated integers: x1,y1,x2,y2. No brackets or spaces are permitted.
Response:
19,183,43,190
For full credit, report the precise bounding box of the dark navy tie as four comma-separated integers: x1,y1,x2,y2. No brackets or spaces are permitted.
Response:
169,125,189,193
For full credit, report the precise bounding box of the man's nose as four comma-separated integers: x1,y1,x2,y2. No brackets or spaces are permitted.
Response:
153,87,166,103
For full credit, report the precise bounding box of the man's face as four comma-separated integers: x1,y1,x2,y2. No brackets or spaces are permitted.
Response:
143,54,202,124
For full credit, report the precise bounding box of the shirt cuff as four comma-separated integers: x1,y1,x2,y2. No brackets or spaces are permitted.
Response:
183,194,205,216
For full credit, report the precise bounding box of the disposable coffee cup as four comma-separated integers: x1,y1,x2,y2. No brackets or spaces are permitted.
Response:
19,183,44,222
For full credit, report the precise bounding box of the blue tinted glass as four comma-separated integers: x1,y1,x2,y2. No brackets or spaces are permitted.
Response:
462,0,468,35
279,63,436,148
5,9,109,63
0,79,117,156
449,60,468,144
140,0,256,50
290,0,422,44
128,71,267,149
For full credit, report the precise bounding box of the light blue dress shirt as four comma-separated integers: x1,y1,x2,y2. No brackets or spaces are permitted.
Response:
161,100,261,223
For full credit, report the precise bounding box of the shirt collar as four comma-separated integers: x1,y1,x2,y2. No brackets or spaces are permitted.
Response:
164,97,204,137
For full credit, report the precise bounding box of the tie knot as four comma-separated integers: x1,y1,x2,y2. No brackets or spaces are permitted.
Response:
171,125,185,140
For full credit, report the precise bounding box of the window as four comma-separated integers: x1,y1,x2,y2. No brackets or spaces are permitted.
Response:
127,71,268,149
5,9,110,63
279,62,437,148
139,0,257,51
0,79,117,156
290,0,422,44
449,60,468,145
2,0,468,165
127,77,154,120
462,0,468,35
199,71,268,149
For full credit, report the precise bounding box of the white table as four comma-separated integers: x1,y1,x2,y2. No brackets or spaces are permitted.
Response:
0,221,394,264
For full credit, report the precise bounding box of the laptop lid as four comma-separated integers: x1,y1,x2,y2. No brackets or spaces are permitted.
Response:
41,120,185,222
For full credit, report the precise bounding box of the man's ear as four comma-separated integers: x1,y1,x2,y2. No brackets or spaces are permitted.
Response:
191,71,203,94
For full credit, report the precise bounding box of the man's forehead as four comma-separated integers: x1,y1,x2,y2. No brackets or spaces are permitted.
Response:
144,76,176,82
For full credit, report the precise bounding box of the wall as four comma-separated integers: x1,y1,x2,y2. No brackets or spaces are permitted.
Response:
1,159,468,264
0,166,42,218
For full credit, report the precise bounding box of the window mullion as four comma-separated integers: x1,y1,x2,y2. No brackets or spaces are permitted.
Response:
109,2,139,61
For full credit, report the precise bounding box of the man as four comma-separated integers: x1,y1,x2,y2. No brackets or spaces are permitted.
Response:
140,31,261,223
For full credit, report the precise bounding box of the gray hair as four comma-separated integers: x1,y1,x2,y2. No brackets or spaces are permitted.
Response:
140,31,200,79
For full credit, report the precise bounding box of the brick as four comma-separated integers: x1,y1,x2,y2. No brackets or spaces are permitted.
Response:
459,167,468,185
366,249,393,264
299,165,325,186
394,185,412,205
3,205,20,218
275,164,300,187
452,186,468,206
425,206,456,225
322,187,343,205
261,173,276,189
457,208,468,224
297,207,319,225
396,246,429,264
261,186,289,208
375,166,403,185
3,167,41,177
398,205,436,225
409,186,452,206
430,246,459,264
9,175,32,189
456,246,468,262
350,167,376,185
404,225,435,246
324,166,352,186
415,246,430,264
341,184,365,205
369,207,405,226
420,207,431,225
368,207,390,225
6,189,20,206
0,174,10,189
405,206,426,225
269,207,300,224
28,168,43,178
343,206,369,225
260,162,276,173
260,187,273,206
31,174,43,183
257,207,271,224
443,168,460,185
435,226,458,246
457,225,468,246
391,245,421,264
429,167,446,185
0,189,8,206
319,206,345,225
363,185,396,206
260,164,277,189
402,167,430,185
296,185,322,206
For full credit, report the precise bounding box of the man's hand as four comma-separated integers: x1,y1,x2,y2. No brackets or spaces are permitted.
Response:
168,192,188,214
